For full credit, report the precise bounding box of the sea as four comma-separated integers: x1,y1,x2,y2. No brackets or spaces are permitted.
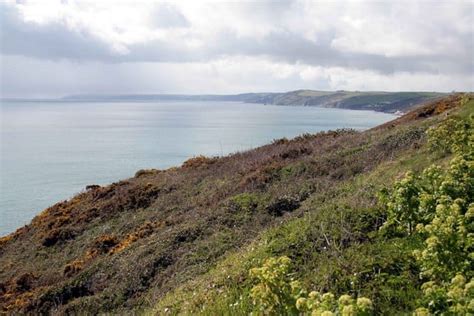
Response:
0,100,395,235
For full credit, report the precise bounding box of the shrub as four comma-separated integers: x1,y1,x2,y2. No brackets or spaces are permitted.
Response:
382,155,473,282
379,171,423,236
272,138,289,145
109,221,159,254
279,163,308,179
85,184,101,191
295,292,373,316
63,259,85,277
380,114,473,313
381,114,473,237
279,147,312,159
134,169,160,178
249,256,373,315
413,199,473,282
13,273,36,292
182,155,218,168
228,193,261,213
249,256,299,315
41,228,77,247
91,235,119,255
427,117,472,155
414,275,474,315
266,196,300,216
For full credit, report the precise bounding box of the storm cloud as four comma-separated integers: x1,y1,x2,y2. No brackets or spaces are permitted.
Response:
1,0,473,97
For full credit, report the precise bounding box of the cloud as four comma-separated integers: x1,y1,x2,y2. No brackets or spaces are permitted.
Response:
149,3,190,29
0,0,472,96
0,3,122,59
2,55,472,98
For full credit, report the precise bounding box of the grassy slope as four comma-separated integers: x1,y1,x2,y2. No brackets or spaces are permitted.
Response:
153,95,473,315
0,95,470,314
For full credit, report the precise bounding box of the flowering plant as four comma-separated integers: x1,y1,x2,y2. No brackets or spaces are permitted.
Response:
249,256,373,315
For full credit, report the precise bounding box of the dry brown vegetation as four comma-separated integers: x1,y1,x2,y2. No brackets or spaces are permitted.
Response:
0,94,468,314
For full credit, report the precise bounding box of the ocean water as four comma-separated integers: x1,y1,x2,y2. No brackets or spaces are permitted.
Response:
0,101,395,236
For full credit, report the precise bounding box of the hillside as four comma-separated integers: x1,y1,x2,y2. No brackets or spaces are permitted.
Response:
0,94,472,314
238,90,443,113
62,90,443,113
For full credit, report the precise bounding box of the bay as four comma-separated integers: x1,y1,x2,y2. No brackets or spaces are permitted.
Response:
0,101,395,235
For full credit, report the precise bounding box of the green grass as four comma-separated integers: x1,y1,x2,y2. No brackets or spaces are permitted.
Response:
151,137,444,314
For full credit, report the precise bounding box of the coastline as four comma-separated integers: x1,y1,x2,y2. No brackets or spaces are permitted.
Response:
0,102,396,237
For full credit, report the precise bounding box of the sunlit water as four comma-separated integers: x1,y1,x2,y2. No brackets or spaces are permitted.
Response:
0,101,395,235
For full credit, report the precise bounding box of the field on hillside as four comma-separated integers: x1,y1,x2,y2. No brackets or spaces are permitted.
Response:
0,94,472,315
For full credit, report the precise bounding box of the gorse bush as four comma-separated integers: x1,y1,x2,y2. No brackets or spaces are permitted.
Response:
249,256,373,315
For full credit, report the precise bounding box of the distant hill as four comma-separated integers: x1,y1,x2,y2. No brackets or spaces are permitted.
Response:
63,90,444,113
248,90,444,113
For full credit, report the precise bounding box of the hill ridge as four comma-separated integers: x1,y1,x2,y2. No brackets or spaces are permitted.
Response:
62,90,445,113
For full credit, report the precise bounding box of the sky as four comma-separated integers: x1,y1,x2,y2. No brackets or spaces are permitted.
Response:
0,0,473,98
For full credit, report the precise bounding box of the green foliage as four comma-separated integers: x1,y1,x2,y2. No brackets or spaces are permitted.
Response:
229,193,262,213
426,116,472,155
295,292,373,316
380,156,474,239
380,115,474,314
414,275,474,315
279,163,309,179
382,114,473,235
249,256,300,315
413,196,474,282
379,171,423,235
249,256,373,315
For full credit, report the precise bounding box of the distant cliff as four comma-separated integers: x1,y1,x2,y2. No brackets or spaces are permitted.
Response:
244,90,444,112
63,90,444,113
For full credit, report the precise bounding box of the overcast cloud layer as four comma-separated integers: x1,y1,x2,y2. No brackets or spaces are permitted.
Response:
1,0,473,97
